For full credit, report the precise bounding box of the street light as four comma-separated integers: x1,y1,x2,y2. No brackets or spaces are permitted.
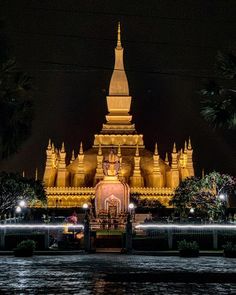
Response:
128,203,134,210
83,203,88,210
219,194,226,201
15,206,22,214
190,208,195,214
19,200,26,208
128,203,135,222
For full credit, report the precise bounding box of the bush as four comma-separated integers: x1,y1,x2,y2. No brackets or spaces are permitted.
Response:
14,240,36,257
178,240,199,257
222,242,236,258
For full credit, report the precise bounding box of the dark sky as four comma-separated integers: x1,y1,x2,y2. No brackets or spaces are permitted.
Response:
0,0,236,178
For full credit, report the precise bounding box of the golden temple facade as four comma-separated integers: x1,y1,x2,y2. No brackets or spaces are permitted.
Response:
43,23,194,209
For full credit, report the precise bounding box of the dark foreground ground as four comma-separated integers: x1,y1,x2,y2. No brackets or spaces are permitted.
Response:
0,255,236,294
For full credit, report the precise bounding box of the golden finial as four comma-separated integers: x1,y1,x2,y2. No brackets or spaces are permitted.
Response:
202,168,205,179
79,142,83,155
61,142,65,153
135,144,139,157
70,150,75,163
47,138,51,150
118,144,121,157
154,142,158,155
165,152,169,165
98,144,102,156
51,142,55,153
22,171,25,178
188,137,192,150
184,140,187,152
172,142,177,153
117,22,122,48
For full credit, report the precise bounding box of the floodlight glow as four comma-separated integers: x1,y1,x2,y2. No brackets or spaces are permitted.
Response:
0,224,84,229
135,224,236,230
19,200,26,207
190,208,194,213
82,203,88,209
128,203,134,209
16,206,22,213
219,194,226,201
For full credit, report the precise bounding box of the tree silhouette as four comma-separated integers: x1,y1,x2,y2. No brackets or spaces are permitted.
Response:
200,51,236,130
0,20,33,159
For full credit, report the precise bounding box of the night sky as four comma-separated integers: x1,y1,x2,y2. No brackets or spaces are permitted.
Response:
0,0,235,178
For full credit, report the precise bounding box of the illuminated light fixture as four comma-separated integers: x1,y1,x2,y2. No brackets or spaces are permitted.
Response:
190,208,194,213
219,194,226,201
135,224,236,230
15,206,22,213
0,224,84,229
128,203,135,209
19,200,26,207
82,203,88,209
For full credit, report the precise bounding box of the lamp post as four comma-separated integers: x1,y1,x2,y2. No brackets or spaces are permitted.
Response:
18,200,27,222
15,206,22,222
83,203,90,252
218,193,227,222
128,203,135,222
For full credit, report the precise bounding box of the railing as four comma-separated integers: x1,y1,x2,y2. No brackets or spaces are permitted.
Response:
133,223,236,250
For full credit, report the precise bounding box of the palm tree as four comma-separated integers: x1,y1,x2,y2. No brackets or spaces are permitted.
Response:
200,51,236,130
0,23,33,159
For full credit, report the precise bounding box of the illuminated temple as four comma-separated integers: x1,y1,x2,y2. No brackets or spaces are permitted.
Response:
43,23,194,213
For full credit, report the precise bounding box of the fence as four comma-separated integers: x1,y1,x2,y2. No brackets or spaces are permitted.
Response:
0,224,84,250
134,224,236,250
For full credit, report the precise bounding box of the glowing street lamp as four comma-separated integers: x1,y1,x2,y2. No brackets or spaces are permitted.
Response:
128,203,134,210
15,206,22,214
219,194,226,201
190,208,195,214
19,200,26,208
82,203,88,210
128,203,135,221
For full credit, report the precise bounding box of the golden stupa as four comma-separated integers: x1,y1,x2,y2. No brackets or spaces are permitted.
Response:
43,23,194,210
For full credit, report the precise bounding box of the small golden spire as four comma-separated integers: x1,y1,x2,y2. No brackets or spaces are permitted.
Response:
70,150,75,163
98,144,102,156
188,137,192,150
79,142,83,155
118,144,121,157
184,140,187,152
47,139,51,150
61,142,65,153
202,168,205,179
51,143,55,153
117,22,122,48
154,142,158,155
172,142,177,153
22,171,25,178
135,144,139,157
165,152,169,165
35,168,38,181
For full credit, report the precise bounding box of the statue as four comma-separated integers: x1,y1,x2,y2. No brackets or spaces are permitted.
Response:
103,148,120,176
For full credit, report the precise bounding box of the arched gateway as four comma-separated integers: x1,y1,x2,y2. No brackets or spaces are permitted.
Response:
95,149,130,220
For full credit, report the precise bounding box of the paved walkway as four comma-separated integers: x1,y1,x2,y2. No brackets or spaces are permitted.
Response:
0,255,236,294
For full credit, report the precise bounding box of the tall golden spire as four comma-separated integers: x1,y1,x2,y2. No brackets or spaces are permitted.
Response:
117,21,121,48
109,22,129,96
101,22,136,135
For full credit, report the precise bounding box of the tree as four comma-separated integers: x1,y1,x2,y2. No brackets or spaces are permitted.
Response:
170,177,201,218
0,172,46,215
199,51,236,130
0,21,33,159
171,172,236,221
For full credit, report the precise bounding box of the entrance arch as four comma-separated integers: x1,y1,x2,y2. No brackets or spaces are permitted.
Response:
105,195,121,217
